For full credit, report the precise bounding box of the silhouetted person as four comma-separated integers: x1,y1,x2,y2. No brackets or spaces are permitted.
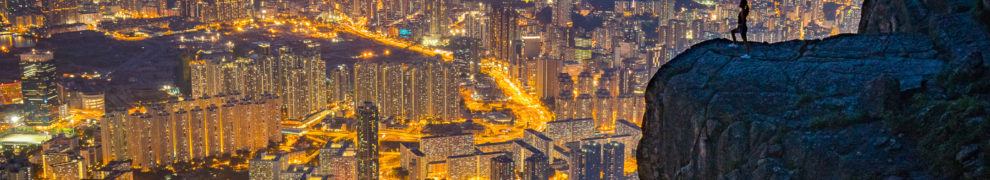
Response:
729,0,751,58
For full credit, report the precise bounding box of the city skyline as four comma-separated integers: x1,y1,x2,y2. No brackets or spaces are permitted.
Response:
0,0,864,179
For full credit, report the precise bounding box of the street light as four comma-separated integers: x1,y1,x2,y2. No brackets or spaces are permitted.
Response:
8,115,20,124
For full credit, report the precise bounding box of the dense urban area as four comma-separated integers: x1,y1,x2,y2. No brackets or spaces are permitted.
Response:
0,0,862,179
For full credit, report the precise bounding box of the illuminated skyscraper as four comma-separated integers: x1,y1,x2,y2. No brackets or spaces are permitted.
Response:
425,0,447,37
153,109,176,165
102,95,283,171
172,108,192,160
543,118,596,146
602,141,625,179
328,65,352,103
554,90,573,120
533,58,562,101
126,113,155,169
522,153,551,180
40,0,79,25
319,141,357,179
249,153,283,180
20,50,59,126
599,69,617,94
580,142,603,180
353,61,380,108
421,133,475,163
355,102,380,180
448,152,506,180
354,58,460,122
100,112,128,165
574,36,592,62
351,0,378,26
574,94,593,119
188,107,207,159
205,105,223,156
616,93,645,124
399,142,426,180
263,40,328,120
490,155,514,180
190,51,229,98
181,0,250,23
552,0,571,27
450,37,481,74
488,3,519,67
380,62,405,118
594,88,613,129
576,71,593,95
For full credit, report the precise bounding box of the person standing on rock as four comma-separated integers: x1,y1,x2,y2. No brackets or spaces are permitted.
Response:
729,0,752,59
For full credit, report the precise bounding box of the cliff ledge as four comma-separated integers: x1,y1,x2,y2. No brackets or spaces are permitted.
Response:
638,0,990,179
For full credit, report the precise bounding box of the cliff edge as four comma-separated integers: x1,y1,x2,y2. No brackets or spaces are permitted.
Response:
638,0,990,179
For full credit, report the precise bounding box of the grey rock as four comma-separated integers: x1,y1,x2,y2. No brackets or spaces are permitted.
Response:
956,144,980,162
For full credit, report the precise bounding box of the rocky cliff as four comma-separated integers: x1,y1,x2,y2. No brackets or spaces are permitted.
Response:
637,0,990,179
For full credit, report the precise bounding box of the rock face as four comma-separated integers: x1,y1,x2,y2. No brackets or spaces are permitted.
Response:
638,0,990,179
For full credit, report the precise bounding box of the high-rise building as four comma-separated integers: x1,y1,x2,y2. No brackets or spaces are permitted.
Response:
552,0,571,27
533,58,562,101
249,153,284,180
319,140,357,179
353,58,460,122
181,0,250,23
20,50,59,126
353,62,380,110
523,129,554,163
580,142,603,180
450,37,481,74
40,0,79,25
191,41,327,121
448,152,506,180
355,102,380,180
575,140,626,180
576,71,593,95
40,135,80,179
616,93,645,124
399,143,426,180
488,3,520,69
126,112,155,169
421,133,475,163
574,36,592,62
276,41,329,120
554,90,573,120
543,118,596,146
101,95,282,170
153,109,175,165
425,0,447,37
490,155,515,180
328,64,352,103
522,153,551,180
0,158,33,180
100,112,129,165
594,88,613,129
190,51,233,99
574,94,593,119
602,141,625,179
